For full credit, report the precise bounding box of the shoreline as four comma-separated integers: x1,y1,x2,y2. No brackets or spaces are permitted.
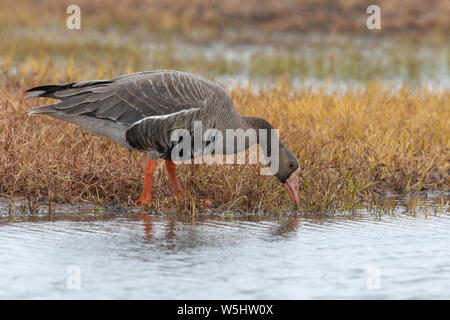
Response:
1,191,448,218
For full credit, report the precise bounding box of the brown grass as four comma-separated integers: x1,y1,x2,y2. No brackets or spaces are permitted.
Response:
1,0,449,39
1,81,448,213
0,1,448,215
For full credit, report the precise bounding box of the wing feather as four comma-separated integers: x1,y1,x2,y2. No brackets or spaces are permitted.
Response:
27,70,219,125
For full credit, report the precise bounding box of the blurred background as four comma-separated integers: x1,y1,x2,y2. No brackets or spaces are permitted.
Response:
1,0,449,89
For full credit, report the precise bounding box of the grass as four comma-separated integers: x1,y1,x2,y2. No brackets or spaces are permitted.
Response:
0,0,448,214
1,27,448,85
1,1,449,84
1,0,449,37
1,80,448,213
2,26,450,83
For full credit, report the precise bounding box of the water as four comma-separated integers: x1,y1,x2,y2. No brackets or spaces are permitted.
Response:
0,200,449,299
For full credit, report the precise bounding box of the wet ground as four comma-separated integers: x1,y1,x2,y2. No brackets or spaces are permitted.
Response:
4,28,450,90
0,195,449,299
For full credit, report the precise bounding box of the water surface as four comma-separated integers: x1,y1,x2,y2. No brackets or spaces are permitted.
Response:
0,198,449,299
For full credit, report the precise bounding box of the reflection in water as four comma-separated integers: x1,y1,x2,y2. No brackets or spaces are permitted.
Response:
275,215,300,236
0,195,449,299
140,213,153,239
165,219,176,239
138,213,177,240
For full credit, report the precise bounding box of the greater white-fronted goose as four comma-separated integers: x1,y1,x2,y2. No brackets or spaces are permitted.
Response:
26,70,299,208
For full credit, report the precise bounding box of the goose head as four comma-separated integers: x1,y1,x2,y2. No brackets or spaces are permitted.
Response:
243,116,300,209
275,143,300,209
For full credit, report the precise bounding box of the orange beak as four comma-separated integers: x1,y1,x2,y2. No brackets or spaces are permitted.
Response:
284,175,299,209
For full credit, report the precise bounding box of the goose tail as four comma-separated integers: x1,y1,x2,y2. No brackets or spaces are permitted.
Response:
25,80,111,115
27,103,60,115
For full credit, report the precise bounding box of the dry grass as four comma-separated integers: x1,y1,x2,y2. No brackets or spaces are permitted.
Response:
1,1,448,86
0,0,448,214
1,0,449,37
1,81,448,213
3,33,448,85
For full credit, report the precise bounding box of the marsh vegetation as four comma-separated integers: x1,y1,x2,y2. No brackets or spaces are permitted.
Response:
0,0,448,214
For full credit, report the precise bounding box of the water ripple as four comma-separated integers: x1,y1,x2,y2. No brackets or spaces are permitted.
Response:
0,207,450,299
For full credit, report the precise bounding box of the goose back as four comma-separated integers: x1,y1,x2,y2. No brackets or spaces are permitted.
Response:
27,70,243,157
27,70,235,125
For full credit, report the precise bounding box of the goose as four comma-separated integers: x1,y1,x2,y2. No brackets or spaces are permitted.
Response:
26,70,299,208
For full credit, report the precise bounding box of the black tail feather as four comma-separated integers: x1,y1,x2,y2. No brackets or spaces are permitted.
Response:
25,83,76,93
25,80,113,99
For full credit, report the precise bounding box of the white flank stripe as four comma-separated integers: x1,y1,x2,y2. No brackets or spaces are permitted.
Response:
131,108,200,126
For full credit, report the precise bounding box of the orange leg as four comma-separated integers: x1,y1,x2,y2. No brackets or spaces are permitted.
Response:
136,159,156,206
165,160,184,201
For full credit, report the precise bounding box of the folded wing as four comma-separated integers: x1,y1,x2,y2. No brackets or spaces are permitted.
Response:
26,71,212,126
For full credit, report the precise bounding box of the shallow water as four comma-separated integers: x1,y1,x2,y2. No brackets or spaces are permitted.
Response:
0,198,449,299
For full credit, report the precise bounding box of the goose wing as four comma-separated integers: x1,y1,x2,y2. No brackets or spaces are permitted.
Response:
26,71,213,126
